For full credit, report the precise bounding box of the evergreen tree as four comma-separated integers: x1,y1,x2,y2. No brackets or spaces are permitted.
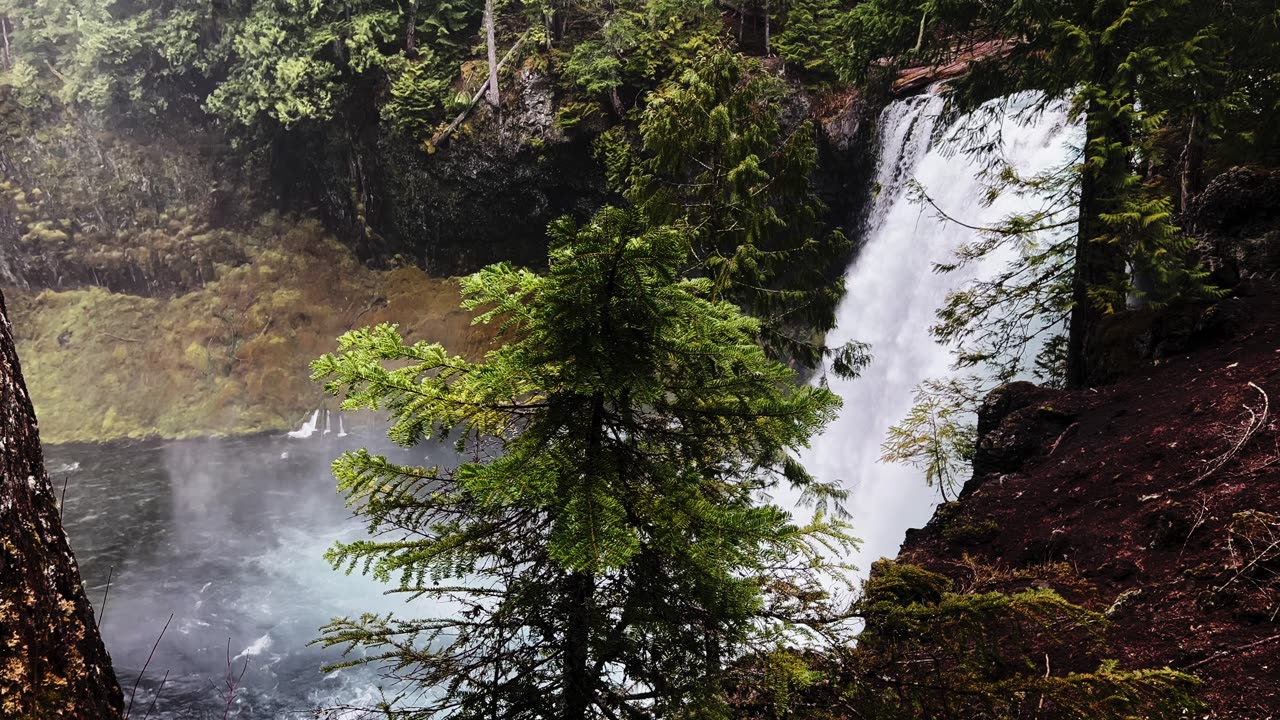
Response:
313,206,855,719
774,0,842,77
0,289,123,718
598,47,868,376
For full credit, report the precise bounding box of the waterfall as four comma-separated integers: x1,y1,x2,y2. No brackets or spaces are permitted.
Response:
287,409,322,439
794,91,1079,594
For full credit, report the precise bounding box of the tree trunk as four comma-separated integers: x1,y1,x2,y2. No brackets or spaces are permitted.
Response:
1066,100,1129,389
562,570,594,720
0,287,124,717
405,0,419,56
764,0,771,55
608,87,625,117
1,16,12,71
1179,114,1203,214
484,0,500,108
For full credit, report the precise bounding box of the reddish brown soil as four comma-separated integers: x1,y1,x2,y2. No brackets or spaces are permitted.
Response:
899,281,1280,719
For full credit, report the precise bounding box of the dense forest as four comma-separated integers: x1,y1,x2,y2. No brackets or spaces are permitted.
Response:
1,0,1279,717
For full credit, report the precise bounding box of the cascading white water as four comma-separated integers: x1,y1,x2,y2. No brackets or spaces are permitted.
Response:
794,91,1079,593
287,409,322,439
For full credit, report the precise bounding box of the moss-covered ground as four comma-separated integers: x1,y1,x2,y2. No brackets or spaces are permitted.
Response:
5,215,491,443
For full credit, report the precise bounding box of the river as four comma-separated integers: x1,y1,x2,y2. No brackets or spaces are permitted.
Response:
50,428,446,718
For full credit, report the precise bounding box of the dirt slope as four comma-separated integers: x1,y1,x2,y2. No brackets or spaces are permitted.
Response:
899,281,1280,718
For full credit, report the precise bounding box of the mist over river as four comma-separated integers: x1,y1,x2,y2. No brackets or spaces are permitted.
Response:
49,428,452,719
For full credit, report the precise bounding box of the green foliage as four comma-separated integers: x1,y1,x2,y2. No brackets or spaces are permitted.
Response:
558,3,719,115
552,99,602,131
774,0,843,77
0,0,481,129
880,378,978,502
313,206,855,718
608,46,864,375
202,0,479,128
381,55,456,135
562,40,624,96
735,561,1203,720
0,0,208,115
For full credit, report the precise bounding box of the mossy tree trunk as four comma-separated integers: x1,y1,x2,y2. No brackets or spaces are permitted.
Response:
0,287,123,718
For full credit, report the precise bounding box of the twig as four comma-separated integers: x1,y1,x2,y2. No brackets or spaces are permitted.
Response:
141,670,169,720
96,565,113,629
1048,422,1079,456
1181,494,1210,556
1038,653,1050,711
125,614,173,719
59,475,68,519
1146,382,1270,502
1216,536,1280,594
222,637,251,720
43,58,66,82
1183,633,1280,671
1195,382,1269,484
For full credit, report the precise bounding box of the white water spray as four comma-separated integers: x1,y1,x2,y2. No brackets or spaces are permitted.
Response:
287,409,322,439
795,91,1079,593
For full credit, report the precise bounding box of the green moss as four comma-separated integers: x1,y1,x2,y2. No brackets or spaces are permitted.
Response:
9,216,492,443
930,501,1001,546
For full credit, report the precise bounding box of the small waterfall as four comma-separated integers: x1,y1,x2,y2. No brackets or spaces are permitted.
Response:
323,409,332,436
286,409,322,439
336,414,348,438
794,91,1079,591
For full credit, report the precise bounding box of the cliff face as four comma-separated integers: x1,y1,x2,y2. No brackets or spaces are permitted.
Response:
271,67,614,275
1,65,875,288
897,280,1280,718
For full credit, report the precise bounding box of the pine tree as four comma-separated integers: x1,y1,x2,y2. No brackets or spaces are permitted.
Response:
774,0,842,76
599,47,868,376
313,206,855,719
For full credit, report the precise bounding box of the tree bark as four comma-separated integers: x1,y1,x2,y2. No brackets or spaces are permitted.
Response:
0,287,124,718
1,16,12,72
562,570,594,720
484,0,500,108
764,0,771,55
1066,100,1128,389
404,0,419,56
428,34,526,149
1179,114,1203,214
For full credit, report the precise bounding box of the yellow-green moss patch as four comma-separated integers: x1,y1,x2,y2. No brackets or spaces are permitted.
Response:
7,216,492,443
